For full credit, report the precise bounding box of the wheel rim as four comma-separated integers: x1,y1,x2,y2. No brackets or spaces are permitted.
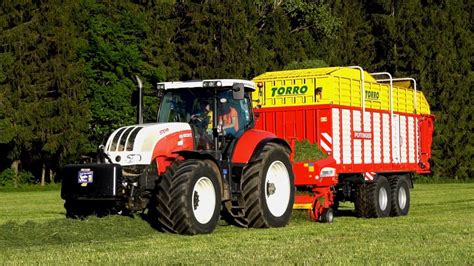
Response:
327,210,334,223
378,187,388,211
192,177,216,224
398,186,407,209
265,161,291,217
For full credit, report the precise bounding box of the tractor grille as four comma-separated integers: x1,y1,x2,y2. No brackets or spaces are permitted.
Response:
108,126,143,152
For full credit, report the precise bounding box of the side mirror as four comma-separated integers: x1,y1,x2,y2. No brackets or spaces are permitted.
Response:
157,83,165,98
232,83,245,100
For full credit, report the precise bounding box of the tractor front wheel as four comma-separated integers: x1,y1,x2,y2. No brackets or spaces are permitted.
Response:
152,159,221,235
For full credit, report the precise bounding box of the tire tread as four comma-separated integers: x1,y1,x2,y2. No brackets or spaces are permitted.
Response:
239,142,293,228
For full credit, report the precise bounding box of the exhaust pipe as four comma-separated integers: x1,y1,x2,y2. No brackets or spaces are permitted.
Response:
135,76,143,124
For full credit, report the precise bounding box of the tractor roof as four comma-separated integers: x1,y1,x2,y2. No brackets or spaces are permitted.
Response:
157,79,255,91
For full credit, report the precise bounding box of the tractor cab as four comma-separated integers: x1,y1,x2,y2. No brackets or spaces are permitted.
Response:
156,80,255,152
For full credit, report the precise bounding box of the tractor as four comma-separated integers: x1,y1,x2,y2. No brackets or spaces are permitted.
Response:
61,79,294,235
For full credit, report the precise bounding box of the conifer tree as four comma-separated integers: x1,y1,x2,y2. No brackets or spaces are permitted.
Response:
170,1,272,79
416,1,473,180
321,0,375,68
0,1,89,182
362,0,473,179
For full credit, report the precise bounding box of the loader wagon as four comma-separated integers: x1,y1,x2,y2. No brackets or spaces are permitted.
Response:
252,66,434,220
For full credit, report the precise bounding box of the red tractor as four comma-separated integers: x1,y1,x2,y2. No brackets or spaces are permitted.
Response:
61,80,294,235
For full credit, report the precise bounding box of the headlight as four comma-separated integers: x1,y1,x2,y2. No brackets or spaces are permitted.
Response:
203,80,222,87
320,167,336,177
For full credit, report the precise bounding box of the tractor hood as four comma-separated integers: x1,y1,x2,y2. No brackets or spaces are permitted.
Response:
104,122,192,166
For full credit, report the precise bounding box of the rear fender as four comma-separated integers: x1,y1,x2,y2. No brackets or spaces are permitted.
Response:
152,130,194,175
231,129,290,164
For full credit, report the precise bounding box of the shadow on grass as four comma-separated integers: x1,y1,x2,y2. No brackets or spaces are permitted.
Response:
138,211,172,233
292,207,358,222
334,209,357,217
0,203,364,249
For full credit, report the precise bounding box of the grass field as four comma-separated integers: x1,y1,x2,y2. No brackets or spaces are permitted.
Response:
0,183,472,264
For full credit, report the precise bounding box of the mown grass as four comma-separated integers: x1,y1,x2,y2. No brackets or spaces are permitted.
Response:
0,183,61,192
0,183,473,264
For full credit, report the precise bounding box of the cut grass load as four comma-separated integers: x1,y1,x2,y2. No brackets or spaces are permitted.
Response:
0,183,473,264
293,140,328,162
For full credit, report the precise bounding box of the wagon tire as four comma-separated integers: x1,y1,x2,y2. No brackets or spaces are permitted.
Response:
390,176,410,216
355,183,369,218
356,175,392,218
240,142,294,228
332,200,340,215
319,208,334,223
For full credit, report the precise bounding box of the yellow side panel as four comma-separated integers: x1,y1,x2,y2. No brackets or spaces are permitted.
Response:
256,77,317,107
417,91,430,114
252,67,431,114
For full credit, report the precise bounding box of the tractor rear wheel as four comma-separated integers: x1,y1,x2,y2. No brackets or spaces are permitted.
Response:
355,175,391,218
390,175,410,216
240,142,294,228
152,159,221,235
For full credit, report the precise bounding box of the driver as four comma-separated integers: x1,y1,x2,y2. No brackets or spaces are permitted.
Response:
190,101,214,149
191,101,212,131
218,98,239,136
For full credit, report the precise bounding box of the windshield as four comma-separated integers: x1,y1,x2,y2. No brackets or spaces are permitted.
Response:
158,88,214,123
157,87,253,149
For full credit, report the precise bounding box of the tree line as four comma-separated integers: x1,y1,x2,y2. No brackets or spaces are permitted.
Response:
0,0,472,185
